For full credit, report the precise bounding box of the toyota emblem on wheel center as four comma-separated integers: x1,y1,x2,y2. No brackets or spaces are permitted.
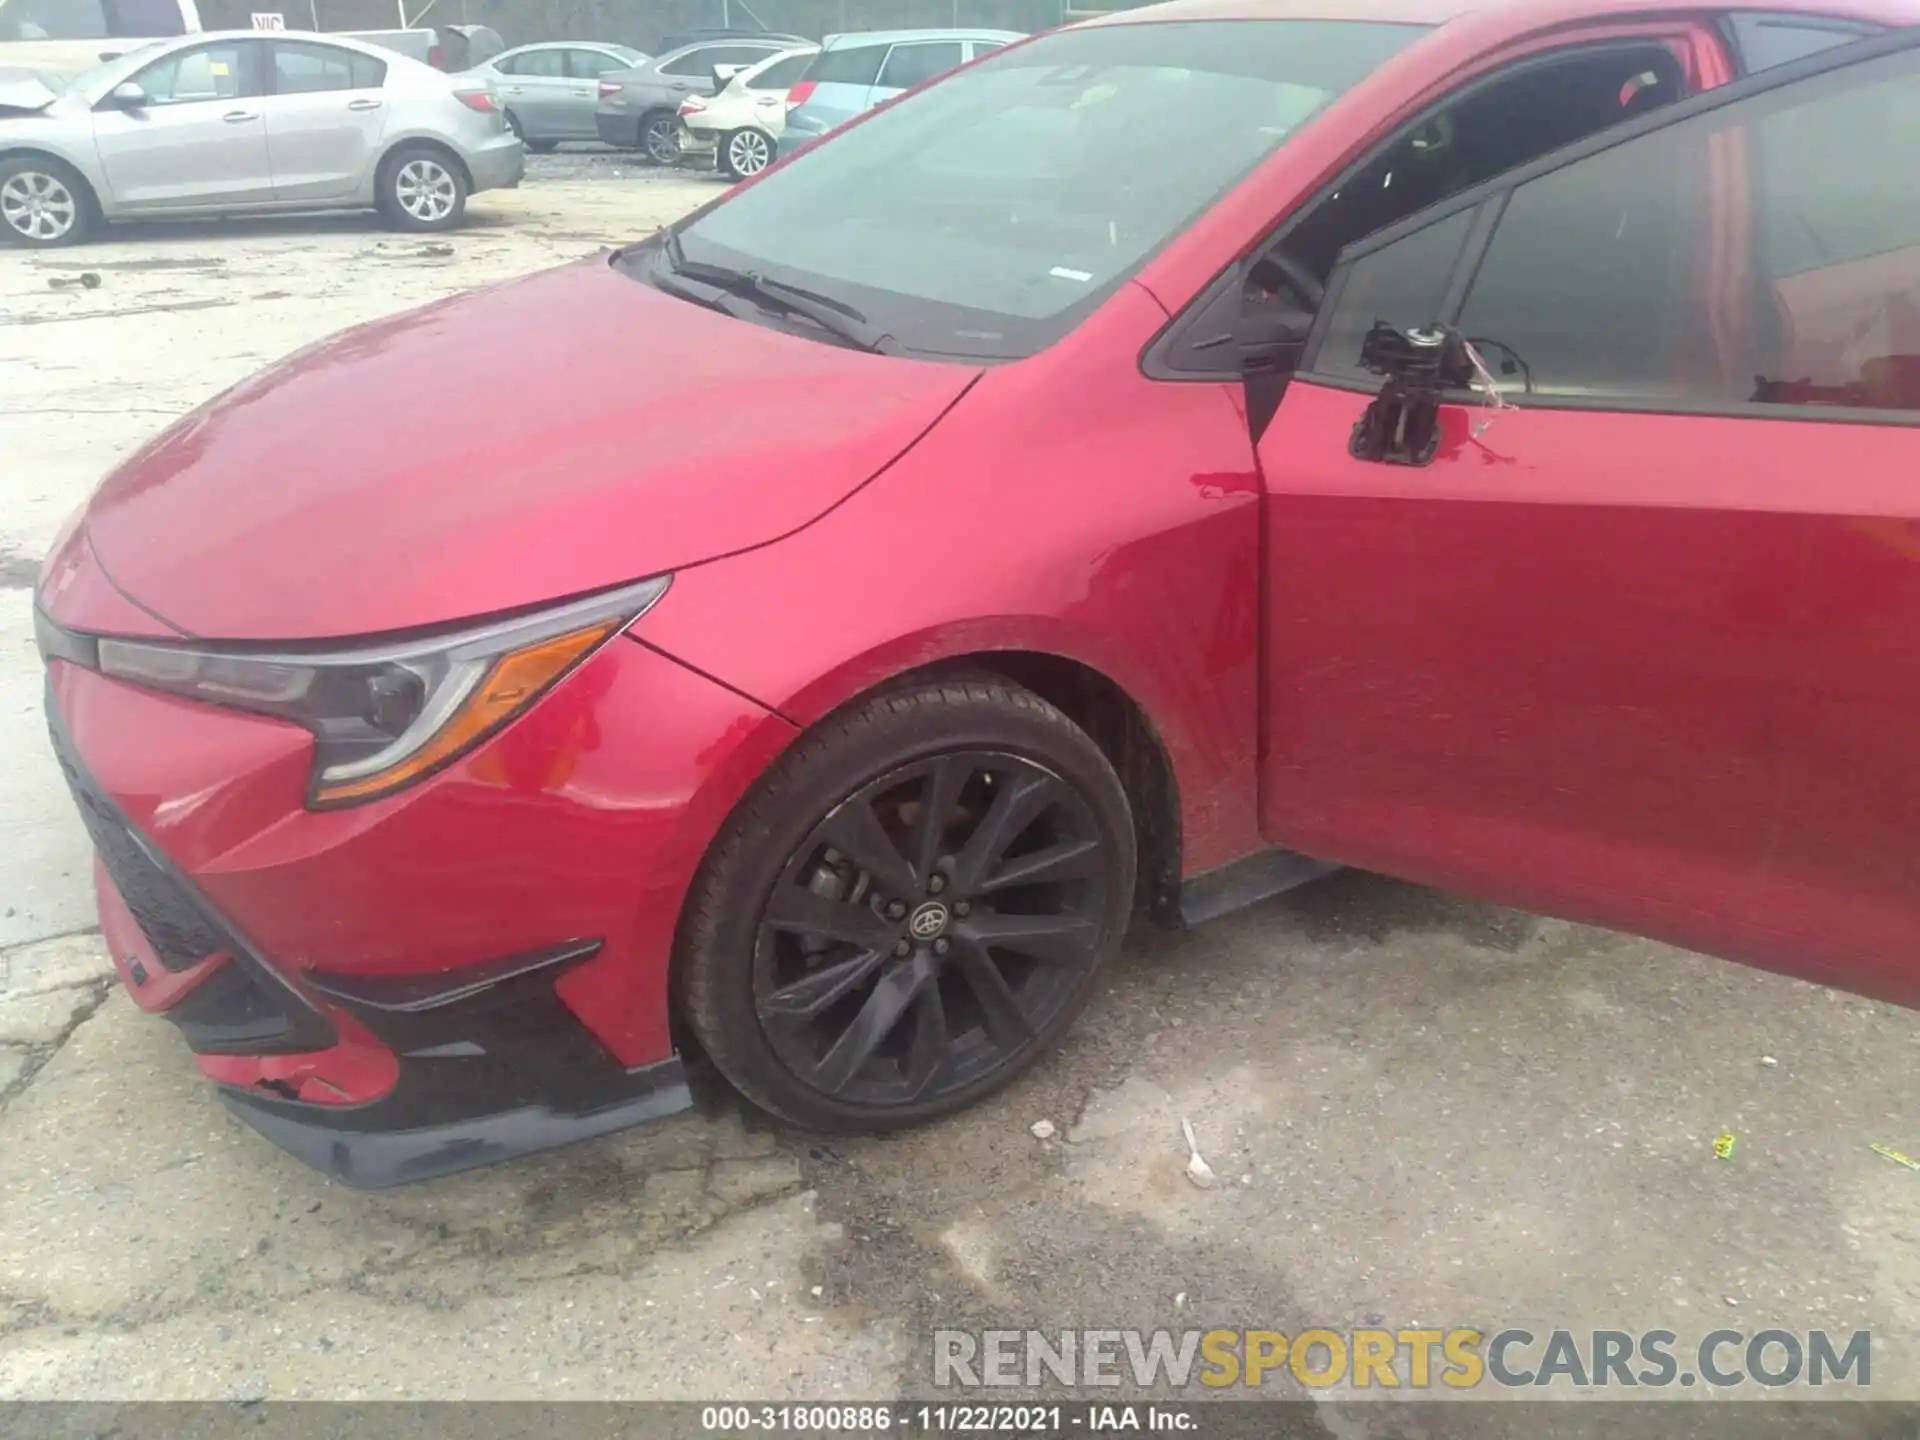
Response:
908,902,951,940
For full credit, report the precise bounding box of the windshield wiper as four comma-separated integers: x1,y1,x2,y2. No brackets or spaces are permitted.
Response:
661,231,897,355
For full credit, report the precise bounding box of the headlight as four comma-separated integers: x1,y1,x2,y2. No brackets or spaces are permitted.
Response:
81,576,669,808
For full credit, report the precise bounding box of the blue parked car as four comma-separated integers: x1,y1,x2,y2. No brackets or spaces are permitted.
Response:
780,27,1024,156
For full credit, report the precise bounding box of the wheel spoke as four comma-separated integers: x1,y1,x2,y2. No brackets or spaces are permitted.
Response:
819,797,918,900
949,934,1034,1049
904,981,955,1099
958,910,1099,966
810,952,935,1094
757,948,888,1024
978,837,1102,892
763,884,894,949
952,771,1060,892
910,755,967,888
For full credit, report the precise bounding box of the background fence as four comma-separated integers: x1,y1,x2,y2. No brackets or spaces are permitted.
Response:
203,0,1145,51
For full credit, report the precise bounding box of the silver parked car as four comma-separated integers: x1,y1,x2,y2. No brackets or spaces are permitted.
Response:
0,29,524,247
594,33,806,164
468,41,647,152
779,28,1023,157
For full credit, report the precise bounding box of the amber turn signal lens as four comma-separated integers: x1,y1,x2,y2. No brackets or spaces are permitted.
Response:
312,621,618,804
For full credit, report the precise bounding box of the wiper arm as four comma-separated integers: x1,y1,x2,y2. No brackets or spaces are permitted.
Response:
660,231,897,355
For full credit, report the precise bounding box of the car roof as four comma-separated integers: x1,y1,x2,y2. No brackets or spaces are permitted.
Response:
501,41,643,53
137,28,438,65
820,27,1028,47
660,32,810,54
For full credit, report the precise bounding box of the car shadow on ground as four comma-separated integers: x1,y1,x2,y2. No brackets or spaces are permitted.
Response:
87,209,519,248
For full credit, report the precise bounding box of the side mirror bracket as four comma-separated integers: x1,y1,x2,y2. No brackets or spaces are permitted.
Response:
1348,321,1473,467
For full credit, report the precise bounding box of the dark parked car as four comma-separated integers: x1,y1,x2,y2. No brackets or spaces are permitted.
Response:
34,0,1920,1188
595,32,807,162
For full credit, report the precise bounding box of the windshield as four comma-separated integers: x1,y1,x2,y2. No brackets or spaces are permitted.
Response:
646,19,1426,359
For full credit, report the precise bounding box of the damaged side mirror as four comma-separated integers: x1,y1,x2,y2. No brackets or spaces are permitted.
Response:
1348,321,1475,467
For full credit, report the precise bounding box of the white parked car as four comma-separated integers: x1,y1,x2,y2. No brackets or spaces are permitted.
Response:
676,44,816,178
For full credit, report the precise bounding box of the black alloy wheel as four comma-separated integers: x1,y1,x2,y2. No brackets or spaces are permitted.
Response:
680,681,1135,1130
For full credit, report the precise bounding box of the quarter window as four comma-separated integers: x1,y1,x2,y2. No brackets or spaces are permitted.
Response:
1311,209,1474,383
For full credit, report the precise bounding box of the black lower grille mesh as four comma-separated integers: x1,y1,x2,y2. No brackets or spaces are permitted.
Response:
48,717,225,973
43,681,337,1056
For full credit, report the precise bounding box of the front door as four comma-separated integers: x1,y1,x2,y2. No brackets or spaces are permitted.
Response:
498,47,571,138
92,37,272,210
1250,31,1920,994
261,40,389,202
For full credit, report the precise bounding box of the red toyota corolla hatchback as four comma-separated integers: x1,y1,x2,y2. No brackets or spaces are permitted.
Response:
35,0,1920,1185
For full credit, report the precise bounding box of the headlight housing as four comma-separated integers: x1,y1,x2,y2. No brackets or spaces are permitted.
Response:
41,576,669,808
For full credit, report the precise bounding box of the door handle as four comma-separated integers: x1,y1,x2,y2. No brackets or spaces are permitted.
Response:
347,98,382,111
222,110,257,123
504,85,523,93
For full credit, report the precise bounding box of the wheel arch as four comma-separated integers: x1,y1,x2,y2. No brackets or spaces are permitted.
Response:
662,643,1185,1072
0,147,103,212
673,637,1187,944
375,136,473,192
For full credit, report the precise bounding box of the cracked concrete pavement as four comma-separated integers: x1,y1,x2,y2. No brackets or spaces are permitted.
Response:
4,157,1920,1420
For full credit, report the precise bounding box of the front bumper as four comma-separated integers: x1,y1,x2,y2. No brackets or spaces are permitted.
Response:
43,622,797,1185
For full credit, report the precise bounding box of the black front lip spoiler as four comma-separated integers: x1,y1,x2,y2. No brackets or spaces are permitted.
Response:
221,1055,691,1190
219,940,694,1189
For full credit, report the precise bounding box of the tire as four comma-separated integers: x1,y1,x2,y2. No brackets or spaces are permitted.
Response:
528,139,559,155
720,126,774,180
504,109,524,141
0,155,94,248
639,111,681,166
376,144,468,232
680,679,1136,1133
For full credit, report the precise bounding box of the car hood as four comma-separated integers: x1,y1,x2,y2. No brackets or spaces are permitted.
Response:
77,257,979,641
0,72,59,113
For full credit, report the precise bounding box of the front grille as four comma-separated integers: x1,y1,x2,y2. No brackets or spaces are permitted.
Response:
48,716,224,974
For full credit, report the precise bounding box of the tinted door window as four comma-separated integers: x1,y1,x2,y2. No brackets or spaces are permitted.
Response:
134,40,263,105
1727,12,1874,73
566,48,631,78
1747,46,1920,411
752,52,814,90
503,49,566,78
805,43,887,87
877,41,965,90
660,46,723,77
272,42,384,94
1312,41,1920,416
